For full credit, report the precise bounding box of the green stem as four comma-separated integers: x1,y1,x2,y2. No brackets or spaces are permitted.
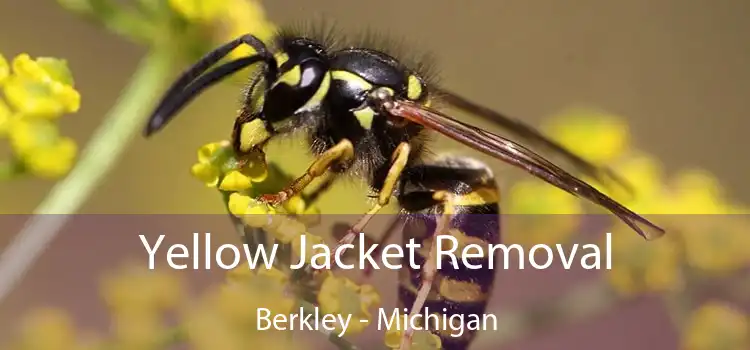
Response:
0,50,173,303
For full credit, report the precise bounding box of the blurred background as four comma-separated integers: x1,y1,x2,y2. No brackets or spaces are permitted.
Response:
0,0,748,349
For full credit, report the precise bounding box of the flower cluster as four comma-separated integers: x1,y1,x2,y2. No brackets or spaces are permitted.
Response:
534,107,749,348
190,140,381,341
0,53,80,180
504,107,749,294
683,301,748,350
3,263,310,350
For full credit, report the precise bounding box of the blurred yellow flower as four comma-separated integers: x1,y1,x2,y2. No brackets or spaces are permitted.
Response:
266,215,305,243
605,230,683,295
507,179,584,215
0,98,12,135
10,307,103,350
603,152,666,207
0,54,8,84
543,107,631,164
318,274,381,336
505,179,583,246
183,267,297,350
219,0,278,59
17,308,78,350
168,0,227,23
669,169,731,214
111,311,165,350
101,264,185,314
292,232,326,262
683,302,748,350
680,215,750,273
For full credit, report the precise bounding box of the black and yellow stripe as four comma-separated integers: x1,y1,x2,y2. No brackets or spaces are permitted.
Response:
397,157,500,350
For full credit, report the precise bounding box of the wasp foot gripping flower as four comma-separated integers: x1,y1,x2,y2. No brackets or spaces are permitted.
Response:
318,274,381,337
190,141,268,191
683,301,748,350
0,53,80,179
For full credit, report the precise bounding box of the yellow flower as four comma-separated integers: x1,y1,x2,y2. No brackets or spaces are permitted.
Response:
184,281,297,350
111,311,165,350
507,180,583,215
17,308,78,350
605,229,683,295
226,194,309,243
543,107,631,164
291,232,327,263
669,169,731,214
168,0,227,23
681,215,750,273
505,179,583,246
7,118,78,178
24,136,77,178
101,264,184,314
4,54,80,118
588,152,667,207
317,275,381,336
197,141,227,163
227,192,277,225
219,0,278,60
683,302,748,350
190,140,268,189
191,141,230,187
267,215,306,243
0,98,12,135
283,195,307,214
219,169,253,191
191,162,220,187
0,53,8,85
183,266,296,350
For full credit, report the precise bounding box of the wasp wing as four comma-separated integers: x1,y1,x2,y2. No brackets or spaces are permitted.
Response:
435,87,634,196
386,99,665,240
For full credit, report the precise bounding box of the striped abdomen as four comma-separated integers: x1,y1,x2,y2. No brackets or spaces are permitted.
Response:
396,157,501,350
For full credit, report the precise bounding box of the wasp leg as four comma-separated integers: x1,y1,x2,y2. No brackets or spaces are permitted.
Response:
302,171,340,207
260,139,355,205
397,156,500,350
399,190,456,350
360,216,403,279
330,215,404,281
332,142,411,249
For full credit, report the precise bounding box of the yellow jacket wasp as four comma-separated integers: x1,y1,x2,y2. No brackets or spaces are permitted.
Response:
143,25,665,350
